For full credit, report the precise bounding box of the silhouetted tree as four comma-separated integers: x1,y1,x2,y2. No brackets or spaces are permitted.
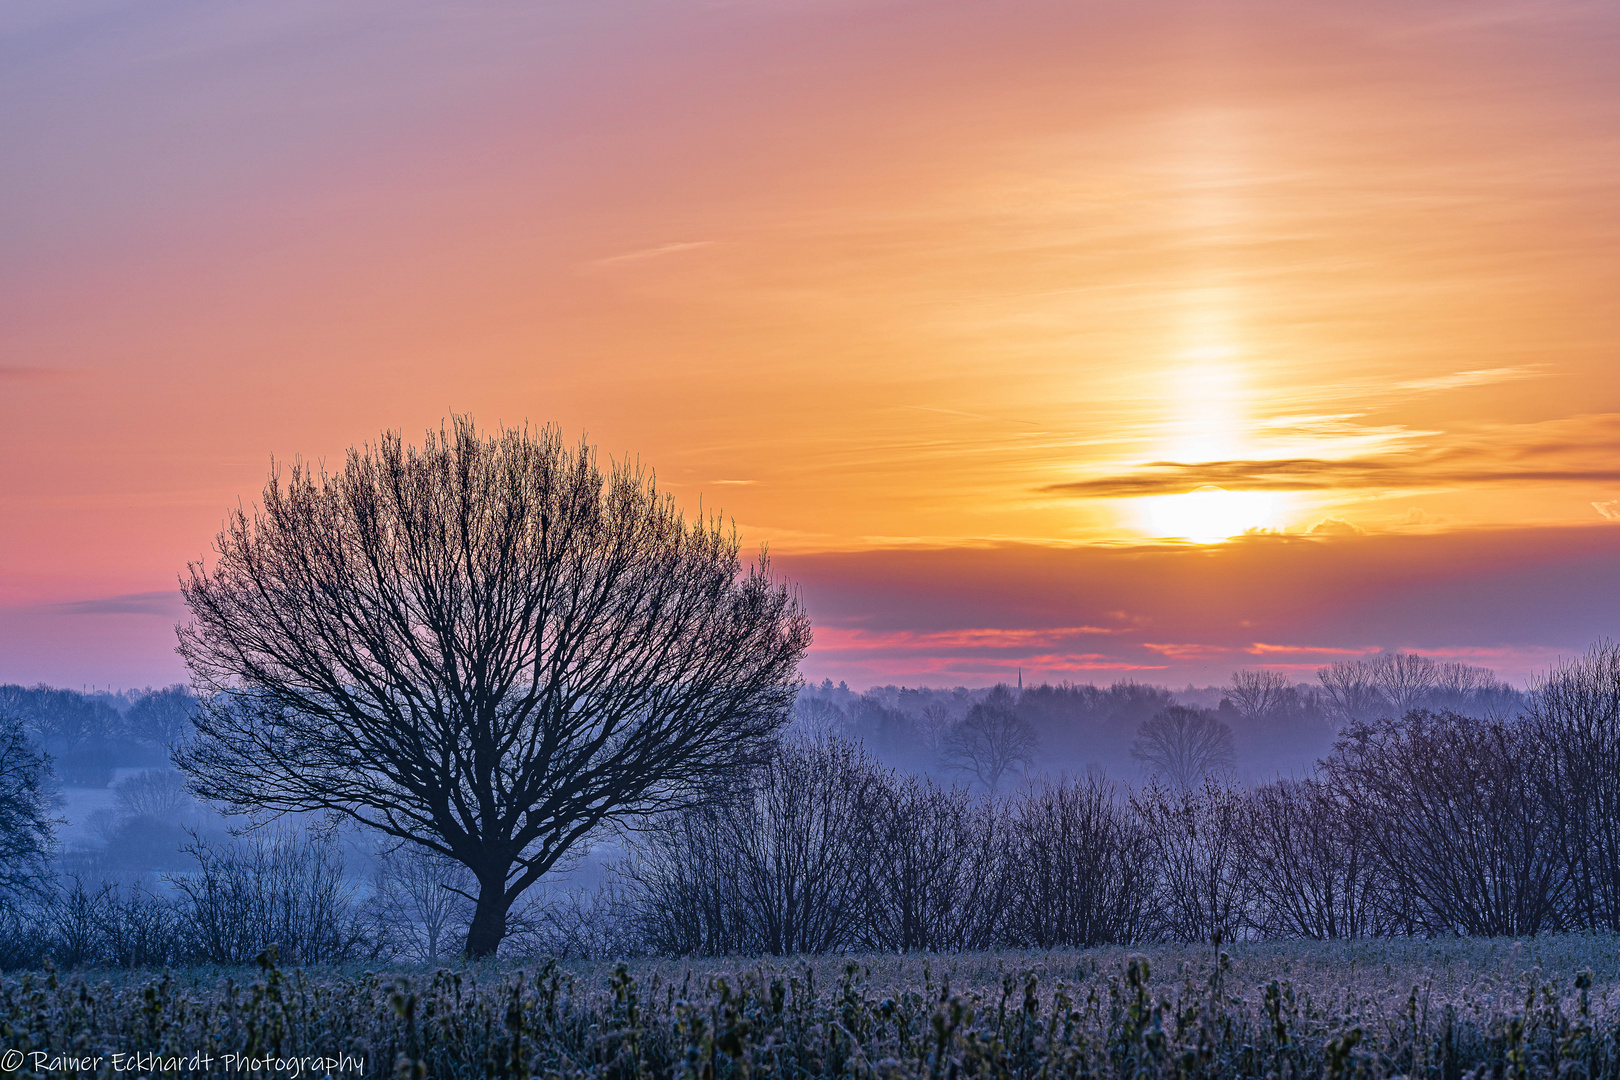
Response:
1131,705,1235,788
1242,778,1381,939
172,828,370,964
1325,711,1567,936
1317,659,1385,728
175,419,809,957
624,737,883,955
1524,640,1620,931
0,714,55,906
941,686,1038,792
1374,653,1436,714
1133,776,1252,945
859,773,1006,951
1005,777,1153,947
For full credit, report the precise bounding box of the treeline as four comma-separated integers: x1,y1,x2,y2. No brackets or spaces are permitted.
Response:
0,683,196,785
799,651,1520,784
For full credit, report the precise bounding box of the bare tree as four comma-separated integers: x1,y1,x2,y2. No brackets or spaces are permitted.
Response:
916,701,960,760
1242,778,1382,939
1130,705,1235,788
174,419,810,956
1523,640,1620,931
1005,777,1153,947
1317,660,1385,728
859,774,1006,952
370,845,476,963
170,827,370,965
0,714,55,906
1132,776,1253,945
1228,669,1289,724
623,736,883,955
125,686,198,750
1373,653,1436,715
1324,711,1568,936
113,769,193,818
940,686,1038,792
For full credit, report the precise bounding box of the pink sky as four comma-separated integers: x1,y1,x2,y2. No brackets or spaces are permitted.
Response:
4,1,1620,689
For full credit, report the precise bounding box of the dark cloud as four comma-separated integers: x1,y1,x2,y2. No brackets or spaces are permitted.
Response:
1044,416,1620,497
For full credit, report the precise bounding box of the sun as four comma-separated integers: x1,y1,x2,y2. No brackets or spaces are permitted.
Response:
1141,485,1278,543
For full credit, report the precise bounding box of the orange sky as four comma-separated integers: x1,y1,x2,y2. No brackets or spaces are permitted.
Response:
4,0,1620,688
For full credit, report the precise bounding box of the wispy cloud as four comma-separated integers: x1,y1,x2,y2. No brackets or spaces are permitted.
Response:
815,625,1127,653
1245,642,1382,657
1143,642,1233,659
1045,415,1620,497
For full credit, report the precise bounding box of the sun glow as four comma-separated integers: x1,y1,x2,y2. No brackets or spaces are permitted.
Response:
1142,485,1280,543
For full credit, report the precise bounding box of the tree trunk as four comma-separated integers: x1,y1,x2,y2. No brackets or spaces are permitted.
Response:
465,879,510,959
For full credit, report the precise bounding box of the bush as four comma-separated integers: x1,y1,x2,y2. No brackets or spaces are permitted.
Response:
172,828,372,965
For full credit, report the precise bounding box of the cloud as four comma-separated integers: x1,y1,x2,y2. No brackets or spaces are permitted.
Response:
1143,642,1233,659
1044,415,1620,497
50,591,185,616
1309,517,1364,536
814,625,1126,654
1595,501,1620,521
1245,642,1382,657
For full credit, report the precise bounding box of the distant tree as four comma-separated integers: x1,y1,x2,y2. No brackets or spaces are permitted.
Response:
126,686,198,749
1430,661,1519,718
174,419,810,957
0,685,122,786
849,694,919,763
1373,653,1436,714
370,845,475,964
1131,705,1235,788
916,701,959,758
1228,669,1289,724
1317,660,1385,727
112,769,192,818
0,715,56,906
940,686,1038,792
792,695,847,737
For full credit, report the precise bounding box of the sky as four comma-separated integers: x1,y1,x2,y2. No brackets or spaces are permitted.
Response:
4,0,1620,690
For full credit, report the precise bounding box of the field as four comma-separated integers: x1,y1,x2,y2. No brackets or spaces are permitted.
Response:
5,937,1620,1079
